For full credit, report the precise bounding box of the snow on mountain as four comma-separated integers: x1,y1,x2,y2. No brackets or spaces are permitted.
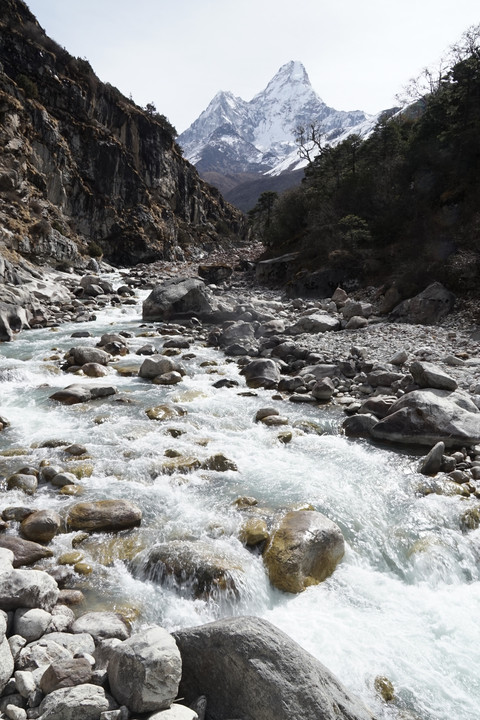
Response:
179,61,381,178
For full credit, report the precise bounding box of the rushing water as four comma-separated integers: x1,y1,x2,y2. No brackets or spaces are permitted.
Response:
1,279,480,720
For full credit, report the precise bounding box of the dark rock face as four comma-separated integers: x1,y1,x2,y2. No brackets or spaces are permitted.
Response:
0,0,247,267
173,616,374,720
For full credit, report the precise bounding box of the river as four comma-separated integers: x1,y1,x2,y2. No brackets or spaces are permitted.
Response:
1,279,479,720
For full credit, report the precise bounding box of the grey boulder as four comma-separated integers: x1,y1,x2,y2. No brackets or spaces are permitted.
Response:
36,683,110,720
107,626,182,713
0,568,59,612
173,616,374,720
370,389,480,447
240,358,280,389
143,278,213,321
409,361,457,391
390,281,455,325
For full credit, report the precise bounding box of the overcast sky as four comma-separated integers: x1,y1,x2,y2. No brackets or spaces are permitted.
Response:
25,0,479,133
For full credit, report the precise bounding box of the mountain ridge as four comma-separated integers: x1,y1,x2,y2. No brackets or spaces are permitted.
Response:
179,61,383,209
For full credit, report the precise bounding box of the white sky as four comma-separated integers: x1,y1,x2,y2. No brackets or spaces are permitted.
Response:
24,0,480,133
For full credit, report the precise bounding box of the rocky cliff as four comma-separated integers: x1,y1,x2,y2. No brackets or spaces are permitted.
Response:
0,0,247,268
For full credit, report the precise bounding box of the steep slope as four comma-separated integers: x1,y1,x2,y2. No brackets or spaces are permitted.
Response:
179,61,381,209
0,0,247,268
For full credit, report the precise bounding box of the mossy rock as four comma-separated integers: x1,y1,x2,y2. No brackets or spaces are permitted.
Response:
460,504,480,531
263,510,345,594
374,676,395,702
146,404,186,421
58,551,84,565
162,456,201,475
240,518,269,547
202,454,238,472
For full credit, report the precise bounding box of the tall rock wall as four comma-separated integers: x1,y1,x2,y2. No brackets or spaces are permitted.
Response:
0,0,247,267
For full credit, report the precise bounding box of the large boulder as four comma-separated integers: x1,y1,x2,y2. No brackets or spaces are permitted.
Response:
139,355,184,379
240,358,280,389
50,384,117,404
143,278,214,321
370,389,480,447
66,500,142,533
173,616,374,720
390,282,455,324
263,510,345,593
107,626,182,713
131,540,244,599
198,264,233,284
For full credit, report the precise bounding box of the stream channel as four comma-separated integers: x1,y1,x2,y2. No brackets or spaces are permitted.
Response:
1,276,479,720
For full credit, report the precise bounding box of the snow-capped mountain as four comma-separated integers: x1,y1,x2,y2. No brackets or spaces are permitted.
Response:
179,61,381,179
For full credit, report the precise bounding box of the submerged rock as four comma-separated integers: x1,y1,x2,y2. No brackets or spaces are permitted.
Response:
131,540,245,599
173,616,374,720
66,500,142,533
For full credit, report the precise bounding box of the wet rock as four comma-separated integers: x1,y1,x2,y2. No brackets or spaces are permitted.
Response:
36,683,110,720
132,540,245,599
240,518,269,547
263,510,345,593
50,384,117,404
201,454,237,472
374,675,395,702
255,407,279,422
20,510,62,543
162,456,201,474
0,536,53,567
219,321,256,349
409,361,458,391
152,371,183,385
66,500,142,533
418,442,445,475
370,390,480,447
66,346,110,367
139,355,184,379
240,358,280,389
6,473,37,495
143,278,214,321
82,362,109,377
107,626,181,713
173,616,374,720
146,405,185,422
71,612,130,642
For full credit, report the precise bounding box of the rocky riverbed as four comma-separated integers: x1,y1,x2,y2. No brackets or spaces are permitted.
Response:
1,257,480,720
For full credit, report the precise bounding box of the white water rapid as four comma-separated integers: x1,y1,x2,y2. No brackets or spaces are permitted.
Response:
1,282,479,720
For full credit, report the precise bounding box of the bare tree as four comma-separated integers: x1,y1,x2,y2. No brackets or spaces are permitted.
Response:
294,122,324,163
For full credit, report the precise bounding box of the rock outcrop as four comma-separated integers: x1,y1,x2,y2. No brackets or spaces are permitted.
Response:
0,0,247,269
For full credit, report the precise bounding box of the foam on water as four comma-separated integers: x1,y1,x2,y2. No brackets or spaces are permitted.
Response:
1,284,479,720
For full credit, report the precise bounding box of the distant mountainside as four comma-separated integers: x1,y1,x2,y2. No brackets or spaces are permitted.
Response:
179,61,383,210
0,0,247,269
